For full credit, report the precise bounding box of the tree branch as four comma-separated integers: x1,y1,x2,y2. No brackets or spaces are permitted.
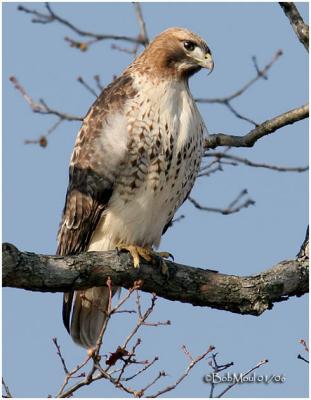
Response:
147,345,215,398
196,50,283,105
9,75,82,147
196,50,283,127
204,103,309,150
216,359,269,398
9,76,82,122
3,240,308,317
2,378,12,399
133,2,149,46
202,152,308,173
17,3,146,50
279,2,309,52
188,190,255,215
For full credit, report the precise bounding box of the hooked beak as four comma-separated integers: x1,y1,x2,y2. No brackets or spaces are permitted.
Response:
198,53,214,75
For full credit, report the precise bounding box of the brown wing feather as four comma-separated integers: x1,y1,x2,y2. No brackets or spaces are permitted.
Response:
57,168,112,256
56,73,137,332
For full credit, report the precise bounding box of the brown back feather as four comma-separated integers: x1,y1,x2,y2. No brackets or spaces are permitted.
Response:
56,73,137,332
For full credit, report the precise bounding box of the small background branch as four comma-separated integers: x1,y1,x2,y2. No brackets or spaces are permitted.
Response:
188,189,255,215
50,287,213,398
2,378,12,399
18,3,146,51
200,151,308,176
297,339,309,364
196,50,283,127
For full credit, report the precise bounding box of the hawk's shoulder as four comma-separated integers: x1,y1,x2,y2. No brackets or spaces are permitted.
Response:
56,72,137,256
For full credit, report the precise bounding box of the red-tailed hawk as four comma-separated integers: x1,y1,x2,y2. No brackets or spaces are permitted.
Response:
57,27,214,349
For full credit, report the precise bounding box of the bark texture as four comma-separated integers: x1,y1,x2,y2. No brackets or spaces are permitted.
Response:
3,242,308,316
204,104,309,150
279,2,309,52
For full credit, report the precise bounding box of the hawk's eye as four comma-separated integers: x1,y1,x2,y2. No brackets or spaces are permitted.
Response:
183,41,196,52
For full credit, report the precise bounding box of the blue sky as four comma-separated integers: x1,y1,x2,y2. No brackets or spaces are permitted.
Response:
3,2,308,398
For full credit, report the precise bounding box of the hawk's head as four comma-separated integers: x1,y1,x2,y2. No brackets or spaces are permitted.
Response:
134,27,214,80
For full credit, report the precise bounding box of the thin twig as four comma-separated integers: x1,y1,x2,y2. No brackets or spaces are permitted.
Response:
56,283,146,398
225,101,258,126
111,43,140,55
181,344,194,362
133,292,171,327
207,353,234,398
24,116,65,148
115,338,143,383
2,378,12,398
95,363,138,396
122,293,157,349
147,345,215,398
111,281,142,316
196,50,283,104
299,339,309,352
136,289,143,318
203,152,308,173
114,309,136,314
121,356,159,382
197,50,283,127
188,189,255,215
139,370,167,397
171,214,185,225
133,2,149,45
94,75,104,91
252,56,268,80
198,148,231,177
77,76,98,98
297,339,309,364
10,75,81,147
143,320,171,327
9,76,82,121
209,353,234,373
217,360,269,399
216,359,268,398
110,3,148,56
297,354,309,364
56,354,92,397
93,277,113,360
52,337,69,374
18,3,145,49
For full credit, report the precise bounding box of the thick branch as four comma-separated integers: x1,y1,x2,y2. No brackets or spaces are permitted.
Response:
279,2,309,52
204,104,309,149
3,242,308,316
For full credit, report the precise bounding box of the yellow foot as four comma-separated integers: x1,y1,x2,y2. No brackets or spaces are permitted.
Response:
117,244,152,268
116,245,173,277
153,251,174,277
